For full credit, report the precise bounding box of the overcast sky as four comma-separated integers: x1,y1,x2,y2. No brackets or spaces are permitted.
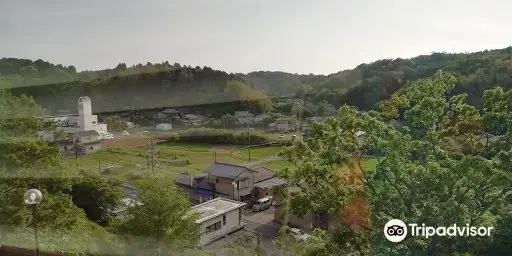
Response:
1,0,511,75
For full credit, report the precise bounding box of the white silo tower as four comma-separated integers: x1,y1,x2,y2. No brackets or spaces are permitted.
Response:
78,96,93,131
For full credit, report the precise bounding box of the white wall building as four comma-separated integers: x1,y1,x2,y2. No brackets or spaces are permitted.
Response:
191,198,246,246
234,111,254,125
156,123,172,131
41,96,108,137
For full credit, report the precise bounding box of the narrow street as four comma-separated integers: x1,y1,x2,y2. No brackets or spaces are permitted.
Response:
242,207,281,254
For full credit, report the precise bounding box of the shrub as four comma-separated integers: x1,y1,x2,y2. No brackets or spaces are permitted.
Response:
164,128,270,145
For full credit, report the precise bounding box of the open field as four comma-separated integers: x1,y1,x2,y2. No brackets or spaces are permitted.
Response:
64,143,283,181
65,137,379,182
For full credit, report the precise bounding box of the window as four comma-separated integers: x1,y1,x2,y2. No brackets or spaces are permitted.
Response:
216,178,219,183
89,147,94,150
238,179,249,189
205,221,221,234
222,215,226,225
92,121,96,124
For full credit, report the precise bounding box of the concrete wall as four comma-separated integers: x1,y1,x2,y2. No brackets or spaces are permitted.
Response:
81,143,102,154
198,208,241,246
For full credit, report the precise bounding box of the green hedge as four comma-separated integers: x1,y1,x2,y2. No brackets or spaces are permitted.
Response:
165,128,270,145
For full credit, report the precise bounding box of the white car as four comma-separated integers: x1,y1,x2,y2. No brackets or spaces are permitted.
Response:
122,131,130,136
285,226,310,241
104,134,114,139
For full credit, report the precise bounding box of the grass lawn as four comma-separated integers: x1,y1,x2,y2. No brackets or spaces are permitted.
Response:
64,142,282,181
64,140,380,182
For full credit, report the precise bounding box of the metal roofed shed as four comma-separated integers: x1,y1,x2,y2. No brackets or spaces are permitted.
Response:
191,198,247,246
204,163,256,179
192,197,246,223
254,177,286,189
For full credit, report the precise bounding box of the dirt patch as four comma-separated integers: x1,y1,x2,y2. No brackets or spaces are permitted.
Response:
102,137,151,149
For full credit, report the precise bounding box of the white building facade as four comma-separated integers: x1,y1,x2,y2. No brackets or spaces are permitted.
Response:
191,198,246,246
41,96,108,136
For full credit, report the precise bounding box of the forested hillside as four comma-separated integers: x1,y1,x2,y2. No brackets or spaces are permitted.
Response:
299,46,512,109
0,59,270,115
2,46,512,114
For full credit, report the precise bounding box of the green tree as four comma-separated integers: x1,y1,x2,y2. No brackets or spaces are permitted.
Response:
103,116,128,132
0,89,110,254
277,72,512,255
71,173,124,226
116,176,199,255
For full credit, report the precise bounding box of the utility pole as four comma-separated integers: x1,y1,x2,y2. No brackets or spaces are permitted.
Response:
146,155,150,173
98,159,101,174
74,130,78,169
214,151,217,163
248,128,253,162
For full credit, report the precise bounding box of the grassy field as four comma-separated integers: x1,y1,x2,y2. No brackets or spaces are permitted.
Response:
64,143,282,181
65,141,379,182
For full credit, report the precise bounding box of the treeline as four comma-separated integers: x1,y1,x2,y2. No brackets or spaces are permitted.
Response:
296,46,512,110
3,60,271,115
3,46,512,114
165,128,271,145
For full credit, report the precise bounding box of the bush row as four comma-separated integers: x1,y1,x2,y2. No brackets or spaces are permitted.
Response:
165,128,270,145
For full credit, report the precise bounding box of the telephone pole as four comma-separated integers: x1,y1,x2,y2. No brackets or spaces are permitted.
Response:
74,130,78,169
146,155,150,173
150,138,154,174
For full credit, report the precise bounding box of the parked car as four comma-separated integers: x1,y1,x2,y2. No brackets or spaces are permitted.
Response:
122,131,130,136
252,197,271,212
284,226,310,241
104,134,114,139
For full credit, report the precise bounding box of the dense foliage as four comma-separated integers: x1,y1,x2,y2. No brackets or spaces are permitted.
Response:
1,58,271,116
278,72,512,255
3,47,512,115
166,128,270,145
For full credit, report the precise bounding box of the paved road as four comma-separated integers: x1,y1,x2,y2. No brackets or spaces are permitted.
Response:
241,207,282,254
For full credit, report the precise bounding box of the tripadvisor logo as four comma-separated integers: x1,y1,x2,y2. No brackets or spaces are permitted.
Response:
383,219,494,243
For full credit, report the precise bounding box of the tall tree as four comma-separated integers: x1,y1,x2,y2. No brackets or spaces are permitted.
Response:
277,72,512,255
116,176,199,255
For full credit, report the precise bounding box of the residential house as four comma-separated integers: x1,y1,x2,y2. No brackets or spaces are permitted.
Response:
125,121,135,129
192,198,246,246
479,132,501,145
175,173,215,205
177,165,285,205
267,122,277,132
156,123,173,131
182,114,208,127
234,111,255,126
326,104,337,116
75,130,102,155
154,112,168,120
253,113,271,123
252,167,286,201
276,118,293,132
204,163,256,202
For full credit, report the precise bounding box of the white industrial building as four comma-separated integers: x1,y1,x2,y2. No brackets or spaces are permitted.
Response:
191,198,246,246
41,96,108,135
156,123,172,131
39,96,108,155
